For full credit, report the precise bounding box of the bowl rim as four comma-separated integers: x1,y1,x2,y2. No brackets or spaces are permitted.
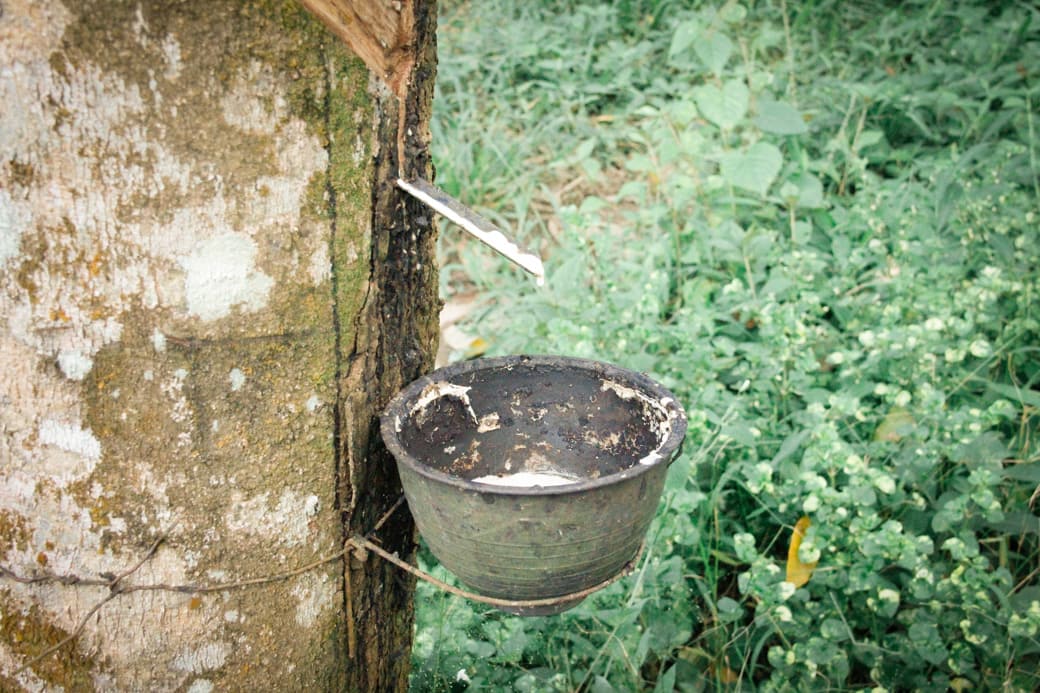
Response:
380,354,688,496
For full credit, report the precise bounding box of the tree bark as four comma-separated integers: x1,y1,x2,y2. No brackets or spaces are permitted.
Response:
0,0,437,690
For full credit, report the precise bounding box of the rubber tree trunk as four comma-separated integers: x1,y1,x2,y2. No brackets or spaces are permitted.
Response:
0,0,437,690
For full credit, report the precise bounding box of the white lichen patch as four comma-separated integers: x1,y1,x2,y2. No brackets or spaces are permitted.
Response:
228,368,246,392
251,118,327,226
38,418,102,462
220,61,288,134
159,370,194,447
57,348,93,380
225,489,320,547
182,233,274,322
308,243,331,283
0,188,30,266
160,34,183,80
172,641,231,675
291,572,336,628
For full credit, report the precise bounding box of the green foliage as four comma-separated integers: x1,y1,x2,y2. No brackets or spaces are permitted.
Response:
419,0,1040,690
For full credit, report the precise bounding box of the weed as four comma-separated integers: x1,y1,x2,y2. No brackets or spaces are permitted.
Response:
418,1,1040,690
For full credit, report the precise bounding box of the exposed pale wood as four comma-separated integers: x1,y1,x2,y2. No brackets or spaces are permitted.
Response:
298,0,416,97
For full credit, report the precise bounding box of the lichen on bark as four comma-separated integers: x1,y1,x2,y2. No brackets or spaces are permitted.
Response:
1,0,438,689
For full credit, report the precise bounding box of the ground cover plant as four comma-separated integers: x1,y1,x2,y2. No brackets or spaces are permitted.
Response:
413,0,1040,689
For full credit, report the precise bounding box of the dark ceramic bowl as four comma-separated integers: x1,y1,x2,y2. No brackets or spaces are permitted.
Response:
380,355,687,615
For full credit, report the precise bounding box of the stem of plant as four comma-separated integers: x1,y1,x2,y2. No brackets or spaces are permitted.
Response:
1026,86,1040,200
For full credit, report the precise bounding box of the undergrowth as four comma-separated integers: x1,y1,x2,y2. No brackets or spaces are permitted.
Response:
415,1,1040,690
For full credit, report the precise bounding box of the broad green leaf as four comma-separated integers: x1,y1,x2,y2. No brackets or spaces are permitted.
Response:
719,3,747,22
666,99,699,126
720,141,782,195
986,511,1040,535
693,79,749,130
983,380,1040,408
464,639,495,658
856,129,885,149
1003,463,1040,483
652,664,677,693
669,19,701,59
572,138,596,161
624,153,655,173
716,597,743,623
772,430,811,466
791,172,825,208
821,618,851,642
695,30,733,76
755,99,808,134
908,621,948,666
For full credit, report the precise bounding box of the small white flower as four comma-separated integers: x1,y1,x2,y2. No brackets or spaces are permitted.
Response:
969,339,991,357
874,474,896,494
914,567,934,583
456,669,470,683
878,588,900,604
858,330,877,347
799,541,821,564
826,351,845,365
844,454,866,472
924,317,944,331
802,495,821,513
894,390,911,407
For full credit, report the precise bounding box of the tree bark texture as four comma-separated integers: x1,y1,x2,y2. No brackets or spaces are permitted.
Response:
0,0,437,690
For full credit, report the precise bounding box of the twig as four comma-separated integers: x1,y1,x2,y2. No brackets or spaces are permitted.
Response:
345,550,356,661
11,531,172,676
127,548,350,596
109,529,169,590
0,564,109,589
15,592,121,676
371,495,406,534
